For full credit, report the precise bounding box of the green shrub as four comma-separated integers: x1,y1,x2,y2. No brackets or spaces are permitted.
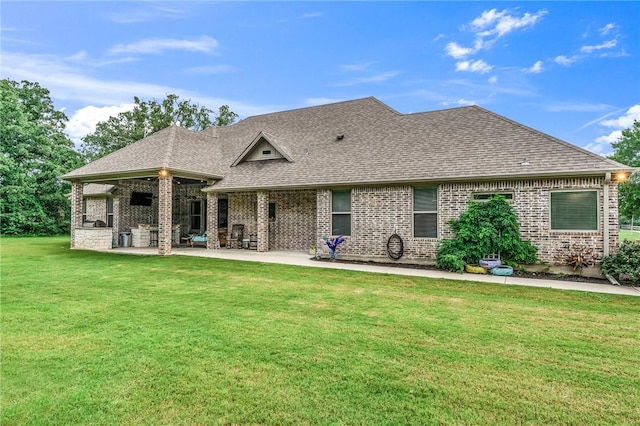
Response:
436,196,538,273
601,241,640,283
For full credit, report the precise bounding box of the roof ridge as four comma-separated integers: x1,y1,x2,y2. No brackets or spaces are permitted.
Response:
239,96,385,122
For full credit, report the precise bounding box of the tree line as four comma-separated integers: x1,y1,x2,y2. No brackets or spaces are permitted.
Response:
0,78,638,236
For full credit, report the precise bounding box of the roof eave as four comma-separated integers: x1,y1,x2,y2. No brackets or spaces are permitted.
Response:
61,168,223,183
202,168,635,193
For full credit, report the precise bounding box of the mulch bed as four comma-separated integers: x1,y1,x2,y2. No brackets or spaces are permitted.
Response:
312,257,637,287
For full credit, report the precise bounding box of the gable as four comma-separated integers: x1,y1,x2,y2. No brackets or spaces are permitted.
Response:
231,131,293,167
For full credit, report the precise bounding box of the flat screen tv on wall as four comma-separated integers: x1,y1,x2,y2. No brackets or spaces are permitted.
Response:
130,191,153,206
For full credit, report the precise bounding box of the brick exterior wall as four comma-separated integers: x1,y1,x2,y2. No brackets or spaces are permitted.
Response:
74,228,113,250
229,190,317,251
84,198,107,222
257,192,269,252
158,174,173,255
315,178,619,264
268,190,317,251
116,181,158,232
70,182,83,249
206,192,219,249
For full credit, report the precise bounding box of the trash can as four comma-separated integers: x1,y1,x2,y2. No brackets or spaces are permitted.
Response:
119,231,132,247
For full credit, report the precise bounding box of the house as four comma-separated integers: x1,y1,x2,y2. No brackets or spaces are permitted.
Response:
62,97,634,264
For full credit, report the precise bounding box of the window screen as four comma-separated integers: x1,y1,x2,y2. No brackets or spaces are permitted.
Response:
414,187,438,238
551,191,598,230
331,190,351,236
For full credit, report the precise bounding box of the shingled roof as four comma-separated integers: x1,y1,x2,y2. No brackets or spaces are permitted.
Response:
62,97,633,190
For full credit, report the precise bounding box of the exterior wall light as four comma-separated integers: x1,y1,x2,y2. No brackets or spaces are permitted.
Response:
159,169,169,178
616,172,628,181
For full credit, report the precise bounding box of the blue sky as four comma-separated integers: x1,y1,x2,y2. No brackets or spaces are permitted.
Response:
2,1,639,156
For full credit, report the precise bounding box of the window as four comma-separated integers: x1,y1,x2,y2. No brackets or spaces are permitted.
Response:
269,202,276,220
414,187,438,238
218,198,228,228
331,190,351,236
190,200,202,232
551,190,598,231
472,192,514,202
106,198,114,227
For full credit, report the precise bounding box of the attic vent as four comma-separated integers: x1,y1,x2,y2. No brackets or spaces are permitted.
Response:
262,150,272,155
336,134,344,140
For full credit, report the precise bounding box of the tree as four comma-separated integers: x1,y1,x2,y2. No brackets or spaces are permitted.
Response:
80,94,238,161
608,120,640,221
0,79,84,235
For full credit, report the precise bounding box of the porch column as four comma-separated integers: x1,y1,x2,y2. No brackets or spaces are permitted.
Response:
257,191,269,252
206,192,219,249
158,172,173,255
70,181,83,249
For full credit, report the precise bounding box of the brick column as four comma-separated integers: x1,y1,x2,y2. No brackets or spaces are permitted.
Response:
111,197,120,247
158,173,173,255
206,192,219,249
70,181,83,249
257,191,269,252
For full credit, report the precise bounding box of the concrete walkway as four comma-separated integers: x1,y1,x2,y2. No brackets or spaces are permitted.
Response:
111,246,640,297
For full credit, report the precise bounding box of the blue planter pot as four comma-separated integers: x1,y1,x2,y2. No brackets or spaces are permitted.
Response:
490,265,514,276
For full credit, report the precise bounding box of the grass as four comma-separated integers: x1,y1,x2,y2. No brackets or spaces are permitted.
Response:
2,236,640,425
620,229,640,241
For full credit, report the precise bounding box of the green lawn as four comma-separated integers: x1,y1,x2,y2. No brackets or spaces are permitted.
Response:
2,237,639,425
620,229,640,241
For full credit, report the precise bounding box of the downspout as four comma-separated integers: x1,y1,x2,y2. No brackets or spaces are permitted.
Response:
603,172,611,257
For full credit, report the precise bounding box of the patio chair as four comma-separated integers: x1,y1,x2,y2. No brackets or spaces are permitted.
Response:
228,224,244,249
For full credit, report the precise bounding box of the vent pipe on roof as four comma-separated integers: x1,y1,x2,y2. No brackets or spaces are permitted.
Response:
336,134,344,140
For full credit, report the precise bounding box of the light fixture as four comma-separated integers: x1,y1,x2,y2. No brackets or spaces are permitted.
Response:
616,172,628,181
159,169,169,178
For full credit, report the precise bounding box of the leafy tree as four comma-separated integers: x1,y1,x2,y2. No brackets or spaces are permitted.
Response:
80,94,238,161
436,196,538,272
0,79,84,235
608,120,640,221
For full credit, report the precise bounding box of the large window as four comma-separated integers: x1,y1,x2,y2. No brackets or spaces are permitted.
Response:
551,190,598,231
106,198,114,227
331,190,351,236
414,187,438,238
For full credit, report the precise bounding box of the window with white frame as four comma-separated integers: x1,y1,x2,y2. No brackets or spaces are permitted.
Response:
106,198,114,227
331,190,351,236
550,190,598,231
414,187,438,238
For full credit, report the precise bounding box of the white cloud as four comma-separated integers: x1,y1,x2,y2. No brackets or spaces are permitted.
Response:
333,71,400,86
300,12,324,19
599,23,615,36
523,60,543,73
455,60,493,74
580,39,617,53
183,65,235,75
470,8,547,38
585,105,640,155
554,55,578,66
108,36,219,55
445,42,476,59
488,75,498,83
339,62,376,72
0,50,271,119
66,104,135,143
600,105,640,128
441,98,477,107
